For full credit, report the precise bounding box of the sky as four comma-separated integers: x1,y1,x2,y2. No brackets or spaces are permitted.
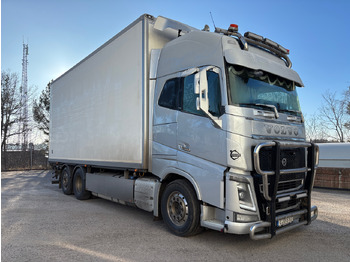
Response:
2,0,350,121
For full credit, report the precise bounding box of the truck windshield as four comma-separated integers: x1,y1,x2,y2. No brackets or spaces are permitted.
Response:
227,65,301,116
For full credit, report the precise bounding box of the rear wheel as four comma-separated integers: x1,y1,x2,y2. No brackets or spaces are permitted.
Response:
73,167,91,200
61,166,73,195
161,179,201,236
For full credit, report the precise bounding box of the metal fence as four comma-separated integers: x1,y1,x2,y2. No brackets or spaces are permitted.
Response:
1,150,49,171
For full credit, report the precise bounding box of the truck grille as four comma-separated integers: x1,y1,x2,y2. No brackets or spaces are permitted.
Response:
252,142,316,220
254,172,306,217
276,198,301,213
252,141,318,236
259,176,304,194
278,179,303,192
258,147,306,171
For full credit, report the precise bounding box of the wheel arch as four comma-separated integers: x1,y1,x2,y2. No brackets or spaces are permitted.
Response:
154,168,202,218
162,173,201,199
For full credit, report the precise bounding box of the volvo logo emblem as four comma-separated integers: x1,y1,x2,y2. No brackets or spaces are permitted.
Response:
230,150,241,160
281,158,288,167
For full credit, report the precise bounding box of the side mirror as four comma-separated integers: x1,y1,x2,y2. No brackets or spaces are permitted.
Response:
194,73,200,95
199,69,210,113
195,66,222,128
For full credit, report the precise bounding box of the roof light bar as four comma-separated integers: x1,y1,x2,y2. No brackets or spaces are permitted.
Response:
244,32,263,42
264,38,279,49
244,32,290,55
278,45,289,55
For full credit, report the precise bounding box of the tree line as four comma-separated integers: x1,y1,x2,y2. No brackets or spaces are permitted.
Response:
1,70,50,151
305,87,350,143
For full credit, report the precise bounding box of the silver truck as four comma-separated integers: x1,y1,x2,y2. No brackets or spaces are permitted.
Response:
50,14,319,240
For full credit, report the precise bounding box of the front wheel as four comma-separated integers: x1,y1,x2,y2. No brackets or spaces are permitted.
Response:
161,179,201,236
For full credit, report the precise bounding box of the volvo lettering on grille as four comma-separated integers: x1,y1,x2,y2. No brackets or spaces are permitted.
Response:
264,124,299,136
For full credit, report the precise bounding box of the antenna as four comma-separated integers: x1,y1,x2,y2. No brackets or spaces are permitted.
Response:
210,12,216,30
20,41,30,151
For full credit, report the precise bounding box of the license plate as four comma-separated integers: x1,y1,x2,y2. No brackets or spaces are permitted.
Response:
277,216,293,227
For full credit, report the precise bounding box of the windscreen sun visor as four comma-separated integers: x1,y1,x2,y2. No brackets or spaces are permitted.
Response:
224,46,304,87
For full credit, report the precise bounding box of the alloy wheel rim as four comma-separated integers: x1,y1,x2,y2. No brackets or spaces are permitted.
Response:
167,191,189,226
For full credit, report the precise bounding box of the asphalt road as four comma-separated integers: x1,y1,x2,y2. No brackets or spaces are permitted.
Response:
2,170,350,262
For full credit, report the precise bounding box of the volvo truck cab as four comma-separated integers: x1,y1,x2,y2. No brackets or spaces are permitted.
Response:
151,19,318,239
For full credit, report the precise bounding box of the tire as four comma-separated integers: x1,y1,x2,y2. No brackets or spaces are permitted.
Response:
73,167,91,200
161,179,202,236
61,166,73,195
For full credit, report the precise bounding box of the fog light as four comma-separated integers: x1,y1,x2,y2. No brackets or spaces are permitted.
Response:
236,213,259,222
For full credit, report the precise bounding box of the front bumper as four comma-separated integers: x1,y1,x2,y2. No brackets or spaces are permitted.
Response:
224,220,258,235
249,205,318,240
223,206,317,238
251,141,319,239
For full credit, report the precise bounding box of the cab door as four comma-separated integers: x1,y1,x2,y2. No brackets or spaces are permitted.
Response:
152,75,181,174
177,67,227,208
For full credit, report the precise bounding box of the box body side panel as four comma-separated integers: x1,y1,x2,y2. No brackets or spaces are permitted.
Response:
49,20,145,168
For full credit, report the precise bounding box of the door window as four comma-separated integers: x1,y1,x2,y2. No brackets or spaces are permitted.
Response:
158,78,181,110
157,68,222,117
182,74,205,116
182,71,222,117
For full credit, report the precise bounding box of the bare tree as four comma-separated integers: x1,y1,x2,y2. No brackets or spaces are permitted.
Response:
1,71,23,151
304,113,327,142
345,86,350,130
319,90,350,142
32,81,50,143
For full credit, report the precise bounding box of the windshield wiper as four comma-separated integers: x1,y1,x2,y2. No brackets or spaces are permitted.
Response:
239,103,279,119
279,109,300,116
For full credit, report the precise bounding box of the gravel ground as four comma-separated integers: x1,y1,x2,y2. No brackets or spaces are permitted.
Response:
2,170,350,262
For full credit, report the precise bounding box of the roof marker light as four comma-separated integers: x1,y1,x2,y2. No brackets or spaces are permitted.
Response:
228,24,238,32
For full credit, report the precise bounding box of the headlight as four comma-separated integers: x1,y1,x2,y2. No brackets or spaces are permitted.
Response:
237,182,256,212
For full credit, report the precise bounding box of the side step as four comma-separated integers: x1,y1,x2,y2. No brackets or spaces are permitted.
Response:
201,219,224,232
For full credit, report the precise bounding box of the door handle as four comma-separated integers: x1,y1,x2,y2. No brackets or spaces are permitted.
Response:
178,143,191,152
